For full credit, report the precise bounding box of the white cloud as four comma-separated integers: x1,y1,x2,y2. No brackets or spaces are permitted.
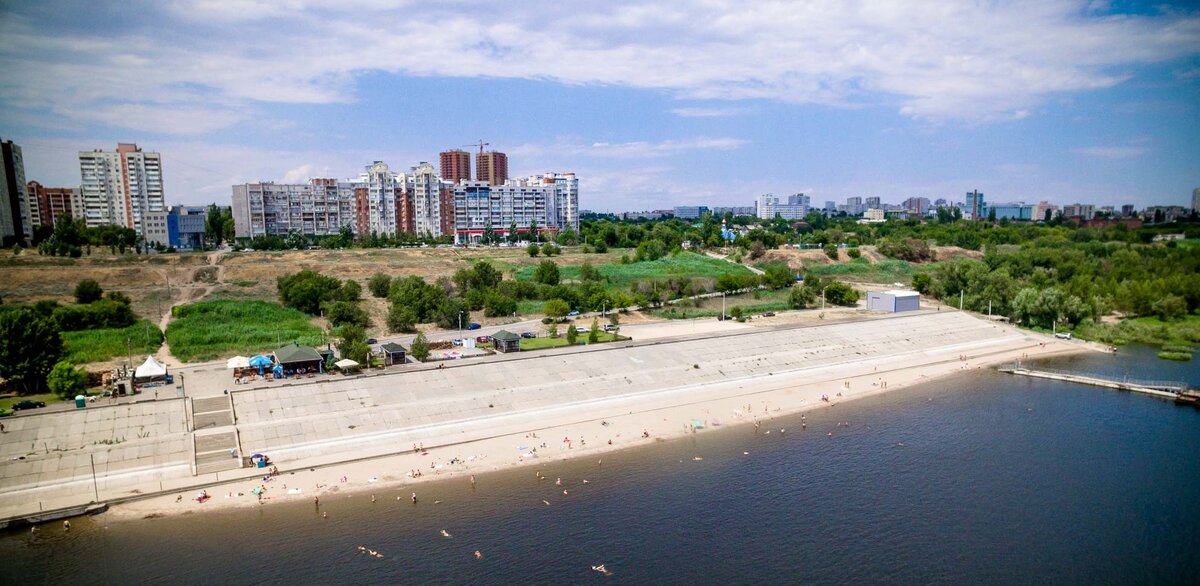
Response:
2,0,1198,135
1072,145,1149,158
669,106,749,118
281,164,316,183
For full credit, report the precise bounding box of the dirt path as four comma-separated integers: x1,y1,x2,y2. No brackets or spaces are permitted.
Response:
705,250,764,275
154,251,227,366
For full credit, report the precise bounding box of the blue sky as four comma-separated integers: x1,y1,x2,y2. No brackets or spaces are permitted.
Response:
1,0,1197,211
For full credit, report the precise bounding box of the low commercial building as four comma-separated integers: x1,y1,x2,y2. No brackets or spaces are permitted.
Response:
491,330,521,353
867,290,920,313
380,342,407,366
273,344,325,374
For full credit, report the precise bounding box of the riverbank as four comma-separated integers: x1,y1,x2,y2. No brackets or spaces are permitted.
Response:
104,329,1086,523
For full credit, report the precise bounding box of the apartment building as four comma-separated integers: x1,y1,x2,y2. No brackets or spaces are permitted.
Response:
78,143,165,237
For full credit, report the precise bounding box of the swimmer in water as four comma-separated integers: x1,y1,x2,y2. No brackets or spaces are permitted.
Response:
474,550,483,559
543,500,551,506
441,529,452,538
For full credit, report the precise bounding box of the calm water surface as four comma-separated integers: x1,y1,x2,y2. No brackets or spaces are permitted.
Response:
2,345,1197,585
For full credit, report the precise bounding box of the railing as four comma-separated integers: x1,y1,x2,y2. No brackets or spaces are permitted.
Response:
1004,363,1188,392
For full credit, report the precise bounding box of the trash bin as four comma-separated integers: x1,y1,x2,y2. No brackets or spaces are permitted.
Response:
74,395,86,409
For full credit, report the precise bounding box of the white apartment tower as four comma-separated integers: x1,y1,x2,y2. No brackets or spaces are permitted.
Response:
78,143,165,236
358,161,399,236
411,162,442,237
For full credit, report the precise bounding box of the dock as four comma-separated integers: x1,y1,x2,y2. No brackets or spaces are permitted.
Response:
999,364,1196,406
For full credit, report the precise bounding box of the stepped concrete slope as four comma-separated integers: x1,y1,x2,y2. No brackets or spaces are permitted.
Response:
0,311,1029,522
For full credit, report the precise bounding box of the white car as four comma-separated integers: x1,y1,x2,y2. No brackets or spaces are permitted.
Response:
575,327,590,334
1054,332,1072,340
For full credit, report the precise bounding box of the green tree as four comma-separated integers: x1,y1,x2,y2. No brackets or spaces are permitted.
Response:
578,262,602,282
761,263,794,289
543,298,570,319
789,286,816,309
541,243,560,256
386,304,418,333
823,282,860,306
205,204,234,248
47,360,88,400
410,332,430,362
547,321,559,338
484,290,517,317
588,317,600,343
337,279,362,302
470,261,503,290
74,279,103,304
278,270,342,315
0,308,63,394
534,260,561,285
822,243,838,260
367,273,392,298
911,273,933,295
527,243,540,257
566,324,578,344
434,298,472,330
1152,294,1187,322
327,300,370,328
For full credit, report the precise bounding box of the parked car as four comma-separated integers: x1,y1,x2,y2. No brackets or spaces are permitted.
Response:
467,323,482,330
452,338,463,346
602,324,618,332
568,310,580,317
520,332,537,339
575,327,591,334
366,338,377,344
762,312,776,317
12,400,46,411
1054,332,1072,340
476,335,492,343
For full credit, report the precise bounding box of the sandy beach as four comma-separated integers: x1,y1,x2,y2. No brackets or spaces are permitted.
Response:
105,327,1086,522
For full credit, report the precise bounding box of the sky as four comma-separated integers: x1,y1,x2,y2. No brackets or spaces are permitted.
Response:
1,0,1198,212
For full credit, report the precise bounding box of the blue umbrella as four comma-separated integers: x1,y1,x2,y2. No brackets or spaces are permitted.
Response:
248,355,272,367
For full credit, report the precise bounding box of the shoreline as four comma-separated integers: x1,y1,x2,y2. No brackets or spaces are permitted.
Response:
102,332,1086,523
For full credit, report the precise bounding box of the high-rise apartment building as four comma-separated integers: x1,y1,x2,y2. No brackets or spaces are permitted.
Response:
1120,204,1136,218
1061,203,1095,221
410,162,445,236
902,197,931,215
439,150,472,184
476,151,508,186
523,172,579,232
756,193,809,220
78,143,165,236
964,190,986,220
1,138,30,244
26,181,82,228
845,196,864,216
231,179,357,239
865,196,881,209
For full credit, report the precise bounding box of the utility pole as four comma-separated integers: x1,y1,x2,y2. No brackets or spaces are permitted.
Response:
988,299,992,317
959,290,964,310
458,311,463,342
721,292,726,320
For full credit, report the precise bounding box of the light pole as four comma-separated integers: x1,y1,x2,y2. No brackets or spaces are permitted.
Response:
458,311,463,342
721,292,726,320
821,286,827,310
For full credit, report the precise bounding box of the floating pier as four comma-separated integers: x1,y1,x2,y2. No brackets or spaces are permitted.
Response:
999,365,1196,406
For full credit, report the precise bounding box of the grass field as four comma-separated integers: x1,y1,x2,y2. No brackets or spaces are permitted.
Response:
805,257,933,284
62,319,164,365
519,332,622,350
166,299,325,363
514,251,754,289
0,392,61,412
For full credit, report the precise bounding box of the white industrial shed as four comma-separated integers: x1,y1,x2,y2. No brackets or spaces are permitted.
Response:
867,290,920,313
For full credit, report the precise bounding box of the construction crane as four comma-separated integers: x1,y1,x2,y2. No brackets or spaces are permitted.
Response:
463,140,490,154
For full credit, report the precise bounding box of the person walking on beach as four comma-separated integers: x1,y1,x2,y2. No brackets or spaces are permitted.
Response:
470,475,476,489
412,492,418,504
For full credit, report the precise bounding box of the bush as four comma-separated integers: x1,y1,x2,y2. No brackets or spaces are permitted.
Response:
337,280,362,302
327,300,370,328
534,260,561,285
367,273,392,298
527,243,540,257
53,298,135,331
761,263,794,289
594,241,608,253
386,304,418,333
74,279,103,304
749,241,766,260
543,298,570,319
789,286,815,309
47,361,88,400
410,333,430,362
823,243,838,260
541,243,560,256
847,248,861,259
588,318,600,343
484,291,518,318
823,281,860,306
1152,295,1187,322
729,306,743,318
1157,351,1192,361
566,324,578,344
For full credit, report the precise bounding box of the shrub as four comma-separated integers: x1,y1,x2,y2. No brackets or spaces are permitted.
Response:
847,248,861,259
527,243,540,257
74,279,103,304
386,304,418,333
588,318,600,343
327,300,370,328
729,306,743,318
368,273,392,298
566,324,578,344
543,298,570,319
337,280,362,302
534,260,561,285
789,286,815,309
824,281,860,306
823,243,838,260
278,270,342,315
484,291,518,317
410,333,430,361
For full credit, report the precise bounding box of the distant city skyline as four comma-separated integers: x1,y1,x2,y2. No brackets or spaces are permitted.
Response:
2,1,1198,211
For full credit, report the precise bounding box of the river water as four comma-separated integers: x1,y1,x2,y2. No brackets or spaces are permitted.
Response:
3,345,1198,584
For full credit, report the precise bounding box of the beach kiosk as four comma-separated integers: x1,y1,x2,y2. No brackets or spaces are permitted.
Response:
491,330,521,353
273,343,324,375
380,342,407,366
866,290,920,313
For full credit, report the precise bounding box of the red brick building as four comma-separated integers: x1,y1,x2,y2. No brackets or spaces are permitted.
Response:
439,150,471,184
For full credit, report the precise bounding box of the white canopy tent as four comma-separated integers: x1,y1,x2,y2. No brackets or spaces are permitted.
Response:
226,356,251,369
134,356,168,381
334,359,360,369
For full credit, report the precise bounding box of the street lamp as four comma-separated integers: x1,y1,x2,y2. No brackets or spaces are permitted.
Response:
458,311,463,342
721,291,726,320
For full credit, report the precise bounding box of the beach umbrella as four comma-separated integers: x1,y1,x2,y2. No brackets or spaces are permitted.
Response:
226,356,250,369
248,355,272,367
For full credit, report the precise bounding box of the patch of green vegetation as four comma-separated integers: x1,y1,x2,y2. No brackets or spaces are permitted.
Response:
1162,344,1194,353
1073,314,1200,348
1157,351,1192,361
62,319,163,364
234,280,259,287
515,251,753,289
654,301,791,319
166,299,324,362
519,332,622,350
807,257,930,284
